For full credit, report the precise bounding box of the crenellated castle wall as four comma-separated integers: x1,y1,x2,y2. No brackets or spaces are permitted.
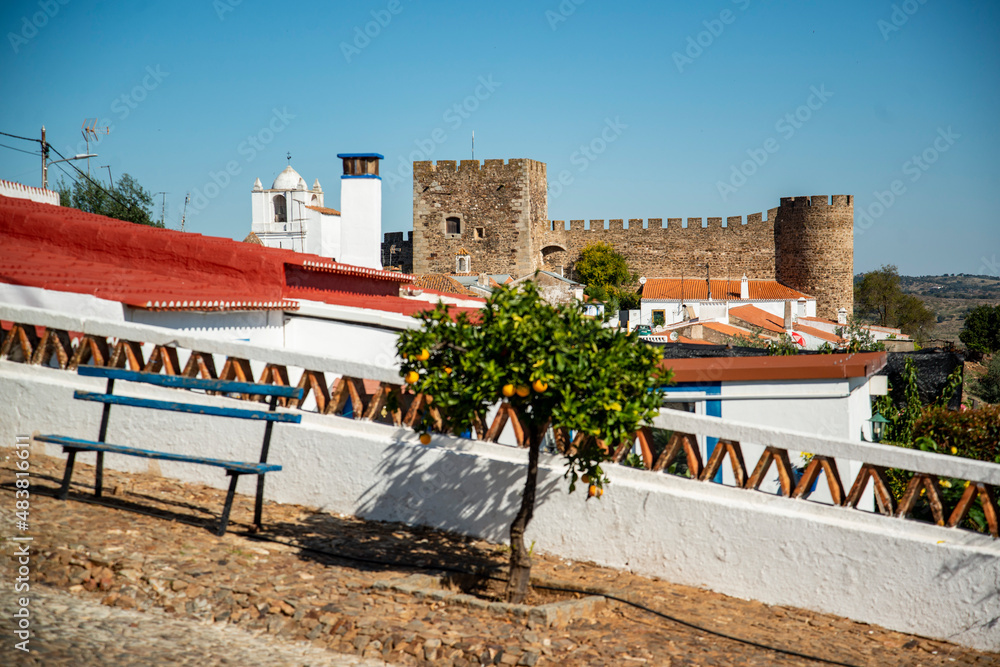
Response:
402,159,853,319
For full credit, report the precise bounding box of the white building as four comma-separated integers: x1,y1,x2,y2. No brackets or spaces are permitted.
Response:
249,153,384,269
639,275,818,328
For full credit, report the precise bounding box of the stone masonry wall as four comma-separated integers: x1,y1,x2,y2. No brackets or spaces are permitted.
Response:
412,159,546,276
774,195,854,320
537,212,779,282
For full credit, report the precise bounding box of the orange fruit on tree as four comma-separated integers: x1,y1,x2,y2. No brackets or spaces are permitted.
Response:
404,370,419,384
588,484,598,498
416,348,430,361
581,474,591,484
515,385,530,397
444,367,453,374
502,384,515,398
532,379,548,393
419,433,431,445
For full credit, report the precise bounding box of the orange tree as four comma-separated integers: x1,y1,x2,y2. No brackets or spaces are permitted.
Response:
397,282,668,603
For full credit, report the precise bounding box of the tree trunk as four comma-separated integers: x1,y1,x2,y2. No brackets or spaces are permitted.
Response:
504,423,544,604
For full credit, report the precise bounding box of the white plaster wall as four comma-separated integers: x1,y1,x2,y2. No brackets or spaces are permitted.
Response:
1,361,998,651
717,379,872,509
0,180,59,205
0,284,125,321
283,315,400,369
126,309,284,347
339,177,382,269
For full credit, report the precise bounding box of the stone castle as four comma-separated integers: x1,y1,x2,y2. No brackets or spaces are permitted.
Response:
382,158,854,319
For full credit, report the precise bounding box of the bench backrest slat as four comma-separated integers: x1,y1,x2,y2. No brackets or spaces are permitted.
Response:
74,391,302,423
78,365,304,399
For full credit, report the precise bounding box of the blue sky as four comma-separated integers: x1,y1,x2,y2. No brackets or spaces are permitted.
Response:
2,0,998,276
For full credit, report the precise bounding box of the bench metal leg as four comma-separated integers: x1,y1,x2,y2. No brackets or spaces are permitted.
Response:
58,450,78,500
94,451,104,498
217,473,241,537
252,475,265,532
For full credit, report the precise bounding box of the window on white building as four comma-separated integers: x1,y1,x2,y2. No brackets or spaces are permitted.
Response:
273,195,287,223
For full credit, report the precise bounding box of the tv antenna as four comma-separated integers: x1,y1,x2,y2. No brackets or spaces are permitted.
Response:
286,151,292,164
471,131,475,160
100,165,114,189
155,192,169,226
81,119,110,177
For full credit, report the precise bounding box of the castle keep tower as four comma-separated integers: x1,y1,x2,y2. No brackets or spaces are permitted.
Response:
774,195,854,320
412,159,547,276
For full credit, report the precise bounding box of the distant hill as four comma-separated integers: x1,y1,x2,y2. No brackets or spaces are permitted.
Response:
898,274,1000,343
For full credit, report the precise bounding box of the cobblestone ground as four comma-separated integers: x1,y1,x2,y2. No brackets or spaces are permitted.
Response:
2,453,999,667
1,585,395,666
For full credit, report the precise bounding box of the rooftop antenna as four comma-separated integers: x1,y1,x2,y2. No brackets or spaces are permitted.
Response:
286,151,292,165
101,165,114,189
471,131,474,160
155,191,168,226
81,118,110,177
180,193,189,232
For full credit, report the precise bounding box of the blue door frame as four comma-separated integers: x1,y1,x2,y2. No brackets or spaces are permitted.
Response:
659,382,722,482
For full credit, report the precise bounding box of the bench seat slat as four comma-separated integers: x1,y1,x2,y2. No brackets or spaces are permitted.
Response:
36,435,281,475
77,365,304,399
73,391,302,423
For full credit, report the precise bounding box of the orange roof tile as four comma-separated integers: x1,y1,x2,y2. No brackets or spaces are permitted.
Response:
641,278,812,301
411,274,479,297
305,205,341,216
702,322,756,338
729,305,786,334
794,323,846,344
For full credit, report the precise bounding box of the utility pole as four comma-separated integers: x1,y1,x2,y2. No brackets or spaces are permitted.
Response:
155,192,168,226
40,126,49,189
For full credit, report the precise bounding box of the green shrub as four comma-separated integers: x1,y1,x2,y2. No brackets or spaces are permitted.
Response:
973,355,1000,404
912,405,1000,464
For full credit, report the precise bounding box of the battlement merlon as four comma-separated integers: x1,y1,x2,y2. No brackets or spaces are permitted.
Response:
779,195,854,208
412,158,547,175
547,210,779,232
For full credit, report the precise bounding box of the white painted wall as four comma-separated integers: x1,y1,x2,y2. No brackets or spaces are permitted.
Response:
0,284,125,322
2,360,998,651
339,177,382,269
641,299,817,328
0,179,60,205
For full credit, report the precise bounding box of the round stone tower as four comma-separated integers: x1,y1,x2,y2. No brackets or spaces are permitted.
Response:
774,195,854,321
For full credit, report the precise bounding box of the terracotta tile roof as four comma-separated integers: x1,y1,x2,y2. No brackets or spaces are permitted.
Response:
797,315,838,325
411,274,480,297
641,278,812,301
242,231,263,245
729,305,786,334
702,322,756,338
304,205,341,216
794,323,846,344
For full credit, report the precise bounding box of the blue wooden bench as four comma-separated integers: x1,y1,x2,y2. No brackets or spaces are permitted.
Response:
36,365,304,536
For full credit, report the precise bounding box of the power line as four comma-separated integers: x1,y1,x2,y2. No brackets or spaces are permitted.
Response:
0,130,40,144
0,142,41,156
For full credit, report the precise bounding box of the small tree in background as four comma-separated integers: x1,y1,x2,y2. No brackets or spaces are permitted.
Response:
573,241,641,314
397,283,667,603
960,304,1000,357
57,173,161,227
854,265,935,340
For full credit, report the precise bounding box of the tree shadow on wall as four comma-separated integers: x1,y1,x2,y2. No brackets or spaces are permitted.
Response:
356,439,561,545
259,438,561,577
